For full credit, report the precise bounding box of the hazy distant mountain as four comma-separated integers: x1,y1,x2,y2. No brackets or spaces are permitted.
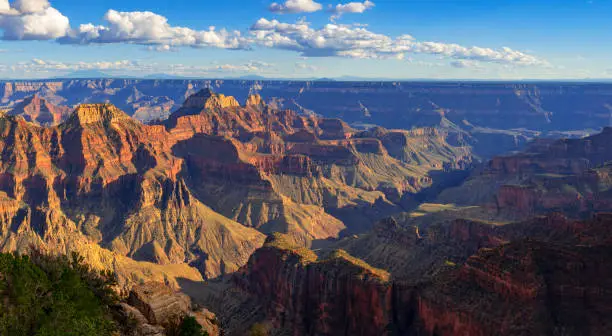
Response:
233,75,270,80
142,73,187,80
56,70,116,79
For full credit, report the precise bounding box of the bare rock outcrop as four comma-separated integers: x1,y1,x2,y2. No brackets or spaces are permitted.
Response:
200,215,612,335
120,282,220,336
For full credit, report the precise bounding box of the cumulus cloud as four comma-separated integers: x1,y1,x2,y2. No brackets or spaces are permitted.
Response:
249,19,546,66
59,9,248,49
0,0,547,68
0,0,11,13
329,1,374,21
0,0,69,40
269,0,322,14
12,0,49,13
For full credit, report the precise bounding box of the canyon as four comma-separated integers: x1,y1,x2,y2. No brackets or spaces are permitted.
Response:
1,81,612,335
438,126,612,221
0,88,470,290
190,214,612,336
2,80,609,158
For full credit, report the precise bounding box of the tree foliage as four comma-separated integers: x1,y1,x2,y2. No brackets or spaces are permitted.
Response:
178,315,210,336
0,251,119,336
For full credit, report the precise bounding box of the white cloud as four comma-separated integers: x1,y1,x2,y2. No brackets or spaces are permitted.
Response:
0,0,11,14
2,58,275,77
0,0,69,40
450,60,482,69
330,1,374,21
206,61,274,73
295,62,319,72
0,1,547,68
269,0,322,14
12,0,49,14
59,9,249,50
146,44,178,52
249,19,546,66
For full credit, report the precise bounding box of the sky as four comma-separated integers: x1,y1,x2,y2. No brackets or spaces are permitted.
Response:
0,0,609,80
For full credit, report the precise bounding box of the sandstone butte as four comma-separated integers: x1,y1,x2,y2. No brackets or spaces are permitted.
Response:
0,88,472,289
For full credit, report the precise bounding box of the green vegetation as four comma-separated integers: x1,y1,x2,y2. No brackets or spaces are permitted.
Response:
178,316,210,336
0,251,119,336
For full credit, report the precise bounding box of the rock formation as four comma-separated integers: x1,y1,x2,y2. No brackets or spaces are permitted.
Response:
438,128,612,221
119,282,220,336
0,88,472,289
195,214,612,335
1,82,612,335
0,100,266,285
7,94,71,126
2,79,606,158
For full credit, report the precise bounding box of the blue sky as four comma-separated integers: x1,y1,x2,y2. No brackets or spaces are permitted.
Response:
0,0,609,79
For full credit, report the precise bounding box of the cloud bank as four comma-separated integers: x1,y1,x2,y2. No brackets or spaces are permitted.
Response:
0,0,547,67
249,19,546,66
59,10,248,50
3,58,275,77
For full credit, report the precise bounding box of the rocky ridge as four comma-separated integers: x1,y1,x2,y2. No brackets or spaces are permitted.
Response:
0,88,471,288
438,127,612,221
3,79,606,159
195,214,612,335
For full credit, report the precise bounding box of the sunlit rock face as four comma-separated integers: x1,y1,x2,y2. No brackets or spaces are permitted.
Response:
7,94,71,126
0,88,472,288
2,80,610,159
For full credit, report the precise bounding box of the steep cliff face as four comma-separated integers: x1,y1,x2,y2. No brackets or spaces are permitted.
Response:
230,234,394,336
200,215,612,336
161,89,472,237
4,80,610,162
0,103,266,284
417,240,612,336
0,88,474,285
439,128,612,221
